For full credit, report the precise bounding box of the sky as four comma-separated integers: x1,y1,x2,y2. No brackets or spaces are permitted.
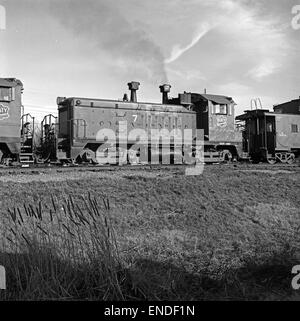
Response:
0,0,299,119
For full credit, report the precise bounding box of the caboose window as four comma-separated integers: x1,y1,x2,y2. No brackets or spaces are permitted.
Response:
291,124,298,133
0,87,12,102
267,123,273,132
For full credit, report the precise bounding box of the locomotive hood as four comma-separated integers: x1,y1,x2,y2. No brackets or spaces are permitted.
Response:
0,78,23,87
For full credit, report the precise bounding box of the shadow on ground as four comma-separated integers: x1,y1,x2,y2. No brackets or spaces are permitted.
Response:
0,248,299,301
125,250,300,301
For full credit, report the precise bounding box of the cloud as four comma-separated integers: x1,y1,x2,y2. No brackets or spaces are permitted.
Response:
165,22,214,64
163,0,289,82
218,0,289,80
247,60,278,80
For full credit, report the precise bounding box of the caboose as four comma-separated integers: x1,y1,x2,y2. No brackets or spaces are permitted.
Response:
236,106,300,164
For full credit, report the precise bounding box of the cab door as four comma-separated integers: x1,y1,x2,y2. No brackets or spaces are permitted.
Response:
265,116,276,154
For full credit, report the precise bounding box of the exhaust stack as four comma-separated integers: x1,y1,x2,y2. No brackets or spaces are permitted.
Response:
128,81,140,103
159,84,171,104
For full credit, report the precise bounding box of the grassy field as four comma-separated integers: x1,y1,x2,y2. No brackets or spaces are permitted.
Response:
0,164,300,300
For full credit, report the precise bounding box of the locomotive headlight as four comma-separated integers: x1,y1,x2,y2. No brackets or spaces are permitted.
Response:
56,97,66,105
76,100,82,106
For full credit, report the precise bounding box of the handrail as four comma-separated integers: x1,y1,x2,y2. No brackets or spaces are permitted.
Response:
250,98,263,111
41,114,58,143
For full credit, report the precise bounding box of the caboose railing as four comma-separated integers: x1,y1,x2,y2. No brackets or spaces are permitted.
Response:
250,98,263,111
21,113,35,140
38,114,58,162
41,114,58,143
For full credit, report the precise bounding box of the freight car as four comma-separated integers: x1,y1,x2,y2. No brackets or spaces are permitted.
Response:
0,77,243,166
236,107,300,164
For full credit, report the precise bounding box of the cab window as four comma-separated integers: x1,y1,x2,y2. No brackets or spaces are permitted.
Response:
291,124,298,133
0,87,13,102
215,104,227,115
267,123,273,132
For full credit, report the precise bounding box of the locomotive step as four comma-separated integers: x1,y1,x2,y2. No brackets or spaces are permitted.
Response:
19,153,34,163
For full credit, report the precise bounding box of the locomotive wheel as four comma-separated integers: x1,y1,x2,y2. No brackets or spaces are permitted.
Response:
78,149,97,164
286,153,295,165
0,151,12,166
222,150,232,163
34,151,51,164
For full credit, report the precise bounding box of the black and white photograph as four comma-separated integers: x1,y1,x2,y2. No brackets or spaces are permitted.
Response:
0,0,300,310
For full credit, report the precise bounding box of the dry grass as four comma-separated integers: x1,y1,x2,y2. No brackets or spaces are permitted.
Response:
0,165,299,300
0,195,128,300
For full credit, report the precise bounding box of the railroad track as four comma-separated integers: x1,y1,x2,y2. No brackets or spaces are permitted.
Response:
0,161,298,176
0,163,191,175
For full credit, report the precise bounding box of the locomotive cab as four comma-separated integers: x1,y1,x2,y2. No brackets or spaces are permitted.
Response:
0,78,23,164
168,92,243,162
